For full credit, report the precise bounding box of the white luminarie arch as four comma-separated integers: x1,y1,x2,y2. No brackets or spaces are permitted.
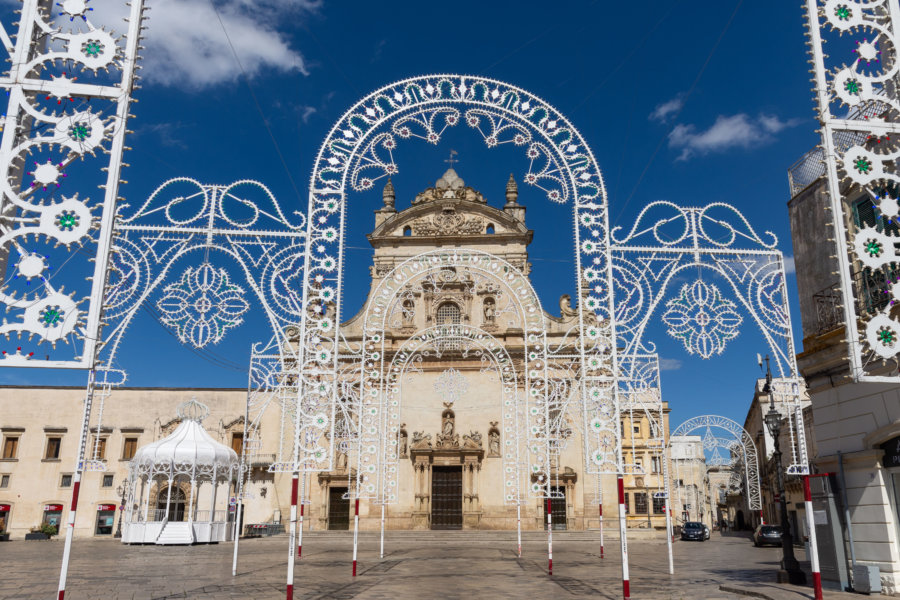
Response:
357,249,547,501
298,74,622,480
670,415,762,513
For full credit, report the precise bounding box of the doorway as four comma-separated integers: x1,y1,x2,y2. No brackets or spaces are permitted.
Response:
546,486,567,530
157,487,186,522
328,487,350,530
431,466,462,530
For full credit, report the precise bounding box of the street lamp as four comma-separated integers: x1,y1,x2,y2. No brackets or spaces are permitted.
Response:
762,355,806,585
114,480,128,539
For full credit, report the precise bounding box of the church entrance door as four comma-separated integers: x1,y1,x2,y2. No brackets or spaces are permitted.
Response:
431,466,462,530
328,487,350,530
547,486,567,530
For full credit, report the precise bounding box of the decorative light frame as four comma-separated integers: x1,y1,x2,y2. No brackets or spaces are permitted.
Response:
301,74,622,478
670,415,762,512
610,201,809,474
0,0,144,368
803,0,900,381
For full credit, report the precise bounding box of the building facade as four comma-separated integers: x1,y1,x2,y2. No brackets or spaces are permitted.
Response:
788,149,900,593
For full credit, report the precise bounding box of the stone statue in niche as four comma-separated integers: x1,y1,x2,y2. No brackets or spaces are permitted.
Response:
398,425,408,457
442,403,454,437
488,422,501,456
483,297,496,325
402,298,415,326
336,449,348,471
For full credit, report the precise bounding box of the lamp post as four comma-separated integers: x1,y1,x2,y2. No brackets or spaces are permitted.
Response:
114,480,128,539
762,355,806,585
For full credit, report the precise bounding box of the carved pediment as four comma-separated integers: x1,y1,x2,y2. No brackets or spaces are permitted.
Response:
411,207,485,236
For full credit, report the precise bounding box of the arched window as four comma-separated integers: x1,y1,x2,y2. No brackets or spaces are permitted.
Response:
486,223,495,234
436,302,461,325
403,226,412,237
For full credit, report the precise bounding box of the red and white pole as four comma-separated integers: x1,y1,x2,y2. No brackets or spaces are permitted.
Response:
286,473,299,600
56,476,82,600
379,504,385,559
760,509,765,526
664,499,673,574
352,498,360,576
599,502,605,559
617,476,631,600
298,471,306,558
516,503,522,558
546,497,553,575
803,475,823,600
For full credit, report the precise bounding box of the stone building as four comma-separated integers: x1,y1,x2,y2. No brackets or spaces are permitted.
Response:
787,147,900,593
669,435,713,528
0,169,671,538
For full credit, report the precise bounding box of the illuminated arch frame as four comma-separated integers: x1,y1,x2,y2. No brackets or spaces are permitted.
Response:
298,74,621,479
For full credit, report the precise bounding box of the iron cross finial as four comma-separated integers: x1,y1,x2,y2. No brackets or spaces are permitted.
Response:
444,149,459,167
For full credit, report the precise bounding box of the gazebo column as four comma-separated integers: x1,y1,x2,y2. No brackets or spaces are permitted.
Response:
210,465,218,522
165,467,174,521
142,476,152,521
188,479,197,522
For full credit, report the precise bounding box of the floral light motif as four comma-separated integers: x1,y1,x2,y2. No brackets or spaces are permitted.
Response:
662,280,742,359
433,367,469,405
156,264,250,348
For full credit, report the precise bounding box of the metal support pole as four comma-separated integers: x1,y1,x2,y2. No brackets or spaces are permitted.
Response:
352,498,360,576
286,473,298,600
231,500,243,577
516,503,522,558
618,476,630,600
599,502,605,559
546,497,553,575
379,504,385,559
664,500,674,575
803,475,823,600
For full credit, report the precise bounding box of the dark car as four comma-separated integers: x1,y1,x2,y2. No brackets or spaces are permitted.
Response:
753,525,783,547
681,521,706,541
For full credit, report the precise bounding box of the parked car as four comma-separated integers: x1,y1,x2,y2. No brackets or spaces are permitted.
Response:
681,521,706,541
703,524,710,540
753,524,782,547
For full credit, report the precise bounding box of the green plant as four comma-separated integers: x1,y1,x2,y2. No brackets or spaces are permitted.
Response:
40,523,57,536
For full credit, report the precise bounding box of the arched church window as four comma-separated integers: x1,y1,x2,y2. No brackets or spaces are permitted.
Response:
436,302,461,325
403,226,412,237
486,223,495,234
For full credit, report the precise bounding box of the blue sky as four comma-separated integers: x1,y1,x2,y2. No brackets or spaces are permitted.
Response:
2,0,820,431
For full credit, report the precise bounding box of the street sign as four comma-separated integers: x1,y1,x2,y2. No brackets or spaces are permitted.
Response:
653,492,668,499
229,497,237,506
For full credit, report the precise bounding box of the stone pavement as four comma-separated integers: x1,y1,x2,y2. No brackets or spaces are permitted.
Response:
0,531,862,599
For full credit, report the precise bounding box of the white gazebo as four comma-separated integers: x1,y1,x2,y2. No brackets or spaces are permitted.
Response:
122,398,241,544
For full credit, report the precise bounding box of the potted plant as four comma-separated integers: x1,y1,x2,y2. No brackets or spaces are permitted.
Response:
25,523,56,540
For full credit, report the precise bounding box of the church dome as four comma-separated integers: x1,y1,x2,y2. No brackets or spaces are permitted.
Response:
131,398,239,476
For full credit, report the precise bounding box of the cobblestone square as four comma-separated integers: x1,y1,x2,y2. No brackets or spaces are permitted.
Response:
0,531,860,600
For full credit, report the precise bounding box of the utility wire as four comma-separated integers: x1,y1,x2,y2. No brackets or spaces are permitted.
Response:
614,0,745,225
208,0,304,204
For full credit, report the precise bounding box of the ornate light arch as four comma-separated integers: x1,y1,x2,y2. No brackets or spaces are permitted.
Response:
379,324,527,505
298,75,621,478
670,415,761,512
353,249,551,499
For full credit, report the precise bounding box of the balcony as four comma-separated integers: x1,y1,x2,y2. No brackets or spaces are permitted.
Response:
812,264,900,335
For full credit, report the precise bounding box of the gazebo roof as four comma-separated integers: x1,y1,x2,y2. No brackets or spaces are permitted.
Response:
132,398,239,473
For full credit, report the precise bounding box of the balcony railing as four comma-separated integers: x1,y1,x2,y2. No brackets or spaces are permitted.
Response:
811,265,900,335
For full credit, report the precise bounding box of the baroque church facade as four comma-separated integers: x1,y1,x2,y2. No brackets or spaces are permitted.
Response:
0,169,672,538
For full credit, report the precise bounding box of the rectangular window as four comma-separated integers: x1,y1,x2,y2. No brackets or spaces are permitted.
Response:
634,492,648,514
2,437,18,459
651,456,661,474
101,474,114,488
633,424,641,435
624,493,629,514
60,474,72,488
122,437,138,460
0,475,8,488
92,437,107,460
652,496,666,514
231,433,244,455
45,437,61,460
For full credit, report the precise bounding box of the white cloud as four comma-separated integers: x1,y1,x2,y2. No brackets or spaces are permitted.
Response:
668,113,802,161
649,95,684,122
71,0,319,89
658,358,683,371
783,255,796,275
